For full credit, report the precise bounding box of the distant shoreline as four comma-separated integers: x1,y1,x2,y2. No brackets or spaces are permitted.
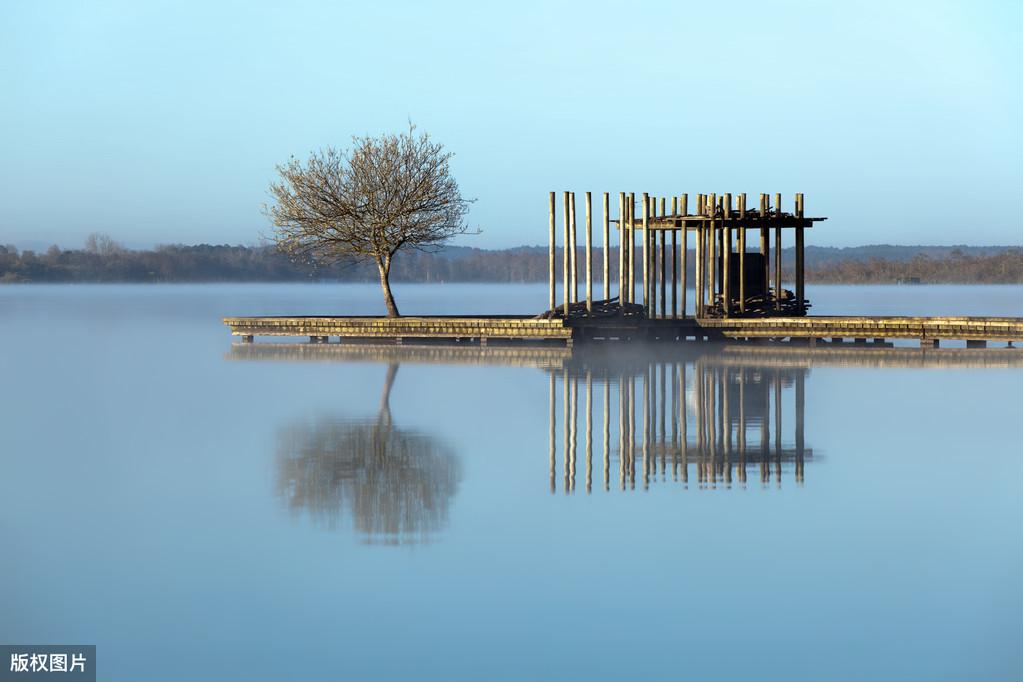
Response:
3,242,1023,285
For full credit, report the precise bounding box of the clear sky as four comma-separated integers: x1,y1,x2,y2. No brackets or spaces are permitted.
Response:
2,0,1021,249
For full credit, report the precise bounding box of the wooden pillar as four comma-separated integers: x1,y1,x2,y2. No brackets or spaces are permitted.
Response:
659,197,667,319
602,192,610,301
708,193,717,314
680,193,689,319
723,193,732,318
774,192,782,312
760,193,769,304
569,192,577,304
671,196,678,319
628,192,636,304
548,191,556,312
738,193,747,314
649,196,656,317
563,192,570,316
618,192,626,303
695,195,703,317
642,193,650,314
585,191,592,314
795,193,805,315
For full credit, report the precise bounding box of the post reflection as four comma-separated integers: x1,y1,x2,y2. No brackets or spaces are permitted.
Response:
275,364,461,544
546,356,811,492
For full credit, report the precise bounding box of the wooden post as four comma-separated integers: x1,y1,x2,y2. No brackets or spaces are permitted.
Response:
603,381,610,491
642,193,650,313
774,192,782,312
695,195,703,317
659,196,667,319
603,192,610,301
709,193,717,314
585,191,592,314
681,193,688,319
618,192,626,303
760,193,769,304
739,193,746,314
569,192,577,304
723,193,732,318
548,191,556,313
795,193,805,315
648,196,656,316
563,192,570,316
671,196,678,320
628,192,636,304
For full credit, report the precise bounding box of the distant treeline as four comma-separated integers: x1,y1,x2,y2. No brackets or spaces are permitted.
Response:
3,237,1023,284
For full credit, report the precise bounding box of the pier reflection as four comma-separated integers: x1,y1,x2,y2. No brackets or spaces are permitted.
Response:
546,354,810,492
275,364,461,544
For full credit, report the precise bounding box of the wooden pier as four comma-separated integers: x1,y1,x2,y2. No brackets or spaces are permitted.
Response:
224,190,1023,349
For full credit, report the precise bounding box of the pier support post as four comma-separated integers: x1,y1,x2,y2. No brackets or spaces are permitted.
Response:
642,193,650,314
548,192,556,313
660,197,667,319
723,193,732,318
628,192,636,304
795,193,805,315
603,192,610,301
585,191,592,314
695,195,704,317
738,193,747,315
618,192,626,304
920,338,939,348
563,192,570,316
570,192,577,305
774,192,782,312
671,196,678,320
966,339,987,348
709,193,717,315
760,193,769,305
241,335,254,343
680,193,688,319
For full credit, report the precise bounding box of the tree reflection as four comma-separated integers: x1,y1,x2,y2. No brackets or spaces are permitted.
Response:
276,364,461,544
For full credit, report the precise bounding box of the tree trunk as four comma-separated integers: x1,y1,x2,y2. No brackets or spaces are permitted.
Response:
377,257,400,317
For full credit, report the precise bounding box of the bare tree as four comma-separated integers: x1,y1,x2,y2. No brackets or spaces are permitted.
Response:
266,126,474,316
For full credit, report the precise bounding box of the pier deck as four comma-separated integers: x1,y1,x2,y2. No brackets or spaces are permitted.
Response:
224,314,1023,347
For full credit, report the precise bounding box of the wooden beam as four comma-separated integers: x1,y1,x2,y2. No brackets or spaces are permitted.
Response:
695,194,703,317
760,193,769,304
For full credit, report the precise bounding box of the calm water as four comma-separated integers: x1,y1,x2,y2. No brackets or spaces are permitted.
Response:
2,284,1022,681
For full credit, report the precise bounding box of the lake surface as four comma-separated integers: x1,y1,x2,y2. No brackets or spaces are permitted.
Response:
2,283,1022,681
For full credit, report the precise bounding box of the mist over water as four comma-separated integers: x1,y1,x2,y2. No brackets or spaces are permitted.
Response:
1,284,1022,680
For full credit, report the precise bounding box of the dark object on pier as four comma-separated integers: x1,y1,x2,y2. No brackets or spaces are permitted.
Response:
536,297,645,320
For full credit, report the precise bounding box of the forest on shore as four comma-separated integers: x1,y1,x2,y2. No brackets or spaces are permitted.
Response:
3,236,1023,284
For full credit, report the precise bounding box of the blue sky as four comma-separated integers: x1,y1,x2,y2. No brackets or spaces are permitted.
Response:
1,0,1020,249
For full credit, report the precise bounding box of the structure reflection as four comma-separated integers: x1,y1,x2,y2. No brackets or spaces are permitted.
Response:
547,354,810,492
275,364,461,544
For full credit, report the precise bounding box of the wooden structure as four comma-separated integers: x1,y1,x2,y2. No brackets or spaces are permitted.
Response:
224,190,1023,350
546,190,825,319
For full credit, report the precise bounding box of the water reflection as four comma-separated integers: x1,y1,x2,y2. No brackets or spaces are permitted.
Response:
275,364,461,544
547,353,810,491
